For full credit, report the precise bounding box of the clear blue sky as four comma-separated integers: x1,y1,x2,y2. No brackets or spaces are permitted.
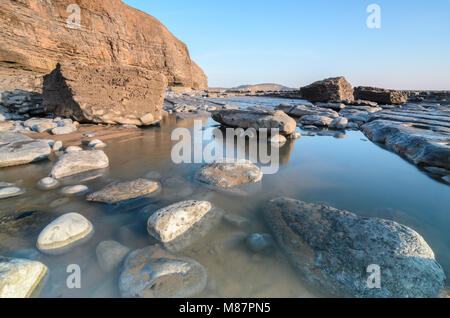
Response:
123,0,450,90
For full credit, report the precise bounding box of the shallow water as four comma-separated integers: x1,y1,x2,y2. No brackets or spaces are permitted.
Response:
0,96,449,298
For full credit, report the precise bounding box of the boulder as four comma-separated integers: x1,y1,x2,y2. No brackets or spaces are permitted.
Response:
86,179,160,204
148,201,214,244
300,115,334,127
329,117,349,130
354,87,408,105
0,0,207,89
96,240,130,272
211,109,296,135
195,159,263,195
50,150,109,179
265,198,446,298
36,213,94,255
119,246,207,298
0,135,51,168
300,77,354,102
0,257,48,298
43,62,167,126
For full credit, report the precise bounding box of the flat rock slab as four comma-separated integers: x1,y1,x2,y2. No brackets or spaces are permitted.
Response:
50,150,109,179
362,120,450,171
36,213,94,255
276,104,339,119
0,187,26,200
195,159,263,196
211,109,296,135
119,246,207,298
86,178,160,204
0,257,48,298
0,134,51,168
265,198,446,298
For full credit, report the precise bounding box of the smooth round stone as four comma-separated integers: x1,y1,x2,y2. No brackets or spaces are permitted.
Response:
0,187,25,200
64,146,82,153
0,257,48,298
246,233,275,253
88,139,107,149
37,177,59,190
36,213,94,255
61,185,88,196
119,246,207,298
96,240,130,272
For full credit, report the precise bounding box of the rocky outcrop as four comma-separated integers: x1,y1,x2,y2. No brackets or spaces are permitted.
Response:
211,109,297,135
354,87,408,105
43,62,167,126
0,0,207,90
300,77,354,102
119,246,207,298
265,198,446,298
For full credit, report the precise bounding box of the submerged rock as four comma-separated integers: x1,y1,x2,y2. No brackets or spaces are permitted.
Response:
0,257,48,298
211,109,296,135
119,246,207,298
37,177,59,190
86,179,160,204
61,185,89,196
148,201,215,245
36,213,94,255
50,150,109,179
195,159,263,196
0,187,25,200
265,198,446,298
246,233,275,253
96,240,130,272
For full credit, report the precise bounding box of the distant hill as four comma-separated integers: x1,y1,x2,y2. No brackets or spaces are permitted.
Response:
232,83,296,91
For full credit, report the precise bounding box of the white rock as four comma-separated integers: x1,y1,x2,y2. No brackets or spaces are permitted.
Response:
148,201,213,244
51,126,77,135
36,213,94,255
0,187,25,200
88,139,107,149
52,141,63,152
50,150,109,179
37,177,59,190
329,117,349,130
61,185,89,196
0,257,48,298
65,146,82,153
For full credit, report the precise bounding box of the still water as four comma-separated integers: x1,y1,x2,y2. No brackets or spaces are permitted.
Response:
0,97,448,298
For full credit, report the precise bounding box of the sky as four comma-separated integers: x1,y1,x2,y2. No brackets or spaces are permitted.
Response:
123,0,450,90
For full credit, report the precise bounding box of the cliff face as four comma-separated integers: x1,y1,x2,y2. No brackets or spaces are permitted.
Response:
0,0,207,89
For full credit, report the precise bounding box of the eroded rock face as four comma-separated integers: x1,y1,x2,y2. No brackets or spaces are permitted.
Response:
0,0,207,90
86,179,160,204
0,257,48,298
119,246,207,298
211,109,297,135
300,77,354,102
50,150,109,179
265,198,446,298
43,62,167,126
354,87,408,105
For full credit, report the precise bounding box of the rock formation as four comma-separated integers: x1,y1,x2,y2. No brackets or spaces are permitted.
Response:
0,0,207,90
300,77,354,102
354,87,408,105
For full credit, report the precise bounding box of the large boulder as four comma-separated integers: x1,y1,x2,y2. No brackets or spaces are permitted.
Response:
211,109,297,135
0,0,207,90
265,198,446,298
354,87,408,105
0,257,48,298
300,77,354,102
0,133,51,168
119,246,207,298
43,62,167,126
50,150,109,179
